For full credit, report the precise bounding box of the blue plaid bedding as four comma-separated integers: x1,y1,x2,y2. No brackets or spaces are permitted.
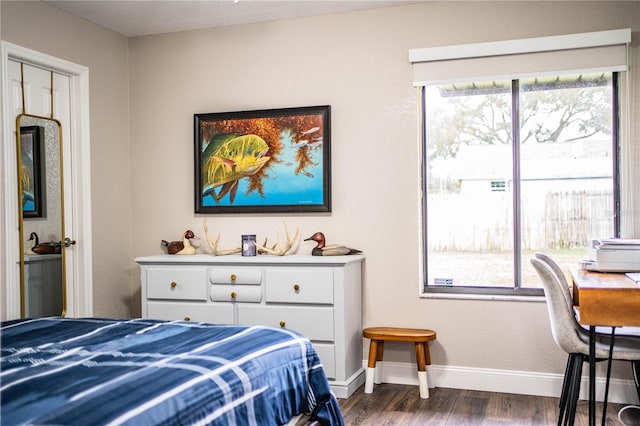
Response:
0,317,344,426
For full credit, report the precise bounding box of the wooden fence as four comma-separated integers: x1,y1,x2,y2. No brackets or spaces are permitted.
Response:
427,190,613,251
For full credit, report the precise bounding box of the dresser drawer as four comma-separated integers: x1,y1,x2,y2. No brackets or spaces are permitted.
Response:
210,285,262,302
210,268,262,285
238,305,334,341
313,343,336,379
265,269,333,304
146,301,233,324
147,268,208,301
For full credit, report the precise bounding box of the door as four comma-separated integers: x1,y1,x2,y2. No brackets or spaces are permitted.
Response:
1,41,93,320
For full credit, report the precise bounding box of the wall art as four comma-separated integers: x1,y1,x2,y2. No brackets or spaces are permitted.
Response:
194,105,331,213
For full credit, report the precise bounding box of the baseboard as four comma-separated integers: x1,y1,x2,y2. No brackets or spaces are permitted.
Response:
331,368,366,399
363,361,640,405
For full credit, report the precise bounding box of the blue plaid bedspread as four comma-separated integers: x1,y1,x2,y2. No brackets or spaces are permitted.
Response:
0,317,344,426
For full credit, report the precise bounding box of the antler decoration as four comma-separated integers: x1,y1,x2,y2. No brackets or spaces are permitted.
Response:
255,220,300,256
203,220,241,255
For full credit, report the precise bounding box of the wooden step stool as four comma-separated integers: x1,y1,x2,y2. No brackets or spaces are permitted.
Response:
363,327,437,398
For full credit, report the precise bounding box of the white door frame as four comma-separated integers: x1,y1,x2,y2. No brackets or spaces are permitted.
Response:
1,41,93,319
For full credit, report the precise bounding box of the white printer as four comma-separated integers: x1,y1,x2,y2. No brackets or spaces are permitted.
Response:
584,238,640,272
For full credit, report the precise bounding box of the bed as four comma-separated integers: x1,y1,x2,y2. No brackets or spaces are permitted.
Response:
0,317,344,426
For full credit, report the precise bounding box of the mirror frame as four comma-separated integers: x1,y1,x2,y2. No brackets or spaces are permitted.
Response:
16,113,67,317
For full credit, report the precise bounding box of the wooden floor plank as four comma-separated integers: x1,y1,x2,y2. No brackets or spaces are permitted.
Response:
338,384,640,425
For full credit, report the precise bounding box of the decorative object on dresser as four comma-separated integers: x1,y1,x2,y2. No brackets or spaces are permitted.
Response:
241,234,257,256
202,220,241,255
255,220,300,256
304,232,362,256
136,253,365,398
161,229,198,255
194,105,331,214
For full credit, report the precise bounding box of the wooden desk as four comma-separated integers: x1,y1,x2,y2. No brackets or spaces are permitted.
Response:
572,269,640,327
571,269,640,426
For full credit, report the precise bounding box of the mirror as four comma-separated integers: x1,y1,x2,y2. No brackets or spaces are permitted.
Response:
16,113,66,317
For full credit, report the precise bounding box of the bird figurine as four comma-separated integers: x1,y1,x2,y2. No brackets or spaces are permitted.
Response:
304,232,362,256
162,230,199,255
27,232,61,255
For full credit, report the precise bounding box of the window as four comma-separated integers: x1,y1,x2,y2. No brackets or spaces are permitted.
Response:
421,72,619,295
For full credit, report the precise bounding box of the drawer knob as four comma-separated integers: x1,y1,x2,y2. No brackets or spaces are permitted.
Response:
230,274,237,281
170,281,177,288
231,292,237,299
184,316,191,321
293,284,300,292
279,321,286,328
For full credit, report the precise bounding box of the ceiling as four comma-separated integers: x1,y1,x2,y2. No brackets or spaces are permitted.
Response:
44,0,423,37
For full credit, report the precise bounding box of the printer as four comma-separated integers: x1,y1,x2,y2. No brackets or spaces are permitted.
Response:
584,238,640,272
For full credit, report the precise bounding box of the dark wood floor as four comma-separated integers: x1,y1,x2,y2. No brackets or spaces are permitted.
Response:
338,384,640,425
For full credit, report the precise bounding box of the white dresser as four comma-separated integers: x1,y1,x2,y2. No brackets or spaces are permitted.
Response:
135,254,365,398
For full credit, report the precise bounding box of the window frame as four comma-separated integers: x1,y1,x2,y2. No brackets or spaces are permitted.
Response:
420,73,621,297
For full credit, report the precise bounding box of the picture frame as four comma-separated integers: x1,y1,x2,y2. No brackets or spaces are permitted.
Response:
194,105,331,214
19,126,43,218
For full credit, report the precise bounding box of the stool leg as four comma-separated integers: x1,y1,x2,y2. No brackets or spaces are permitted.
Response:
415,342,429,399
365,368,376,394
365,340,379,394
374,341,384,384
418,371,429,399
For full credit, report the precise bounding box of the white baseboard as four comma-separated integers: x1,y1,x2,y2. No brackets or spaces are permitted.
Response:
331,368,366,399
363,361,639,405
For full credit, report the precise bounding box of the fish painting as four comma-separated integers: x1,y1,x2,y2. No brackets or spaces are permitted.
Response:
201,133,270,204
301,126,320,135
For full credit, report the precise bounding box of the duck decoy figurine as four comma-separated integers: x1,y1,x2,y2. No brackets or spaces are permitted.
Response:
162,230,199,255
27,232,62,255
304,232,362,256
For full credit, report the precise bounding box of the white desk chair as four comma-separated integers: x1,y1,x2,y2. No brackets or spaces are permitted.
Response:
531,257,640,426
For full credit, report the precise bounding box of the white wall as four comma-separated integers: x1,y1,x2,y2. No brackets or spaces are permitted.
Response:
2,0,640,395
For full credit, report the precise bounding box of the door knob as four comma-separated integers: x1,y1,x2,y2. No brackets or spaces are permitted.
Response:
63,237,76,247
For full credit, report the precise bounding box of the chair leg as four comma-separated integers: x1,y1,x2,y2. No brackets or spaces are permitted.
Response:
558,354,576,426
565,354,584,426
602,327,616,423
632,361,640,403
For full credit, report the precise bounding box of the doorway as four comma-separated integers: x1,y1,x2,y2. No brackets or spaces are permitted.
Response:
1,41,93,320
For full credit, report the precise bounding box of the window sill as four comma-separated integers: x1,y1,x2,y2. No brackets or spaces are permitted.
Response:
419,291,546,302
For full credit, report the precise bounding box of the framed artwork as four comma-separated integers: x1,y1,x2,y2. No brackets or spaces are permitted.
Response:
19,126,43,218
194,105,331,214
